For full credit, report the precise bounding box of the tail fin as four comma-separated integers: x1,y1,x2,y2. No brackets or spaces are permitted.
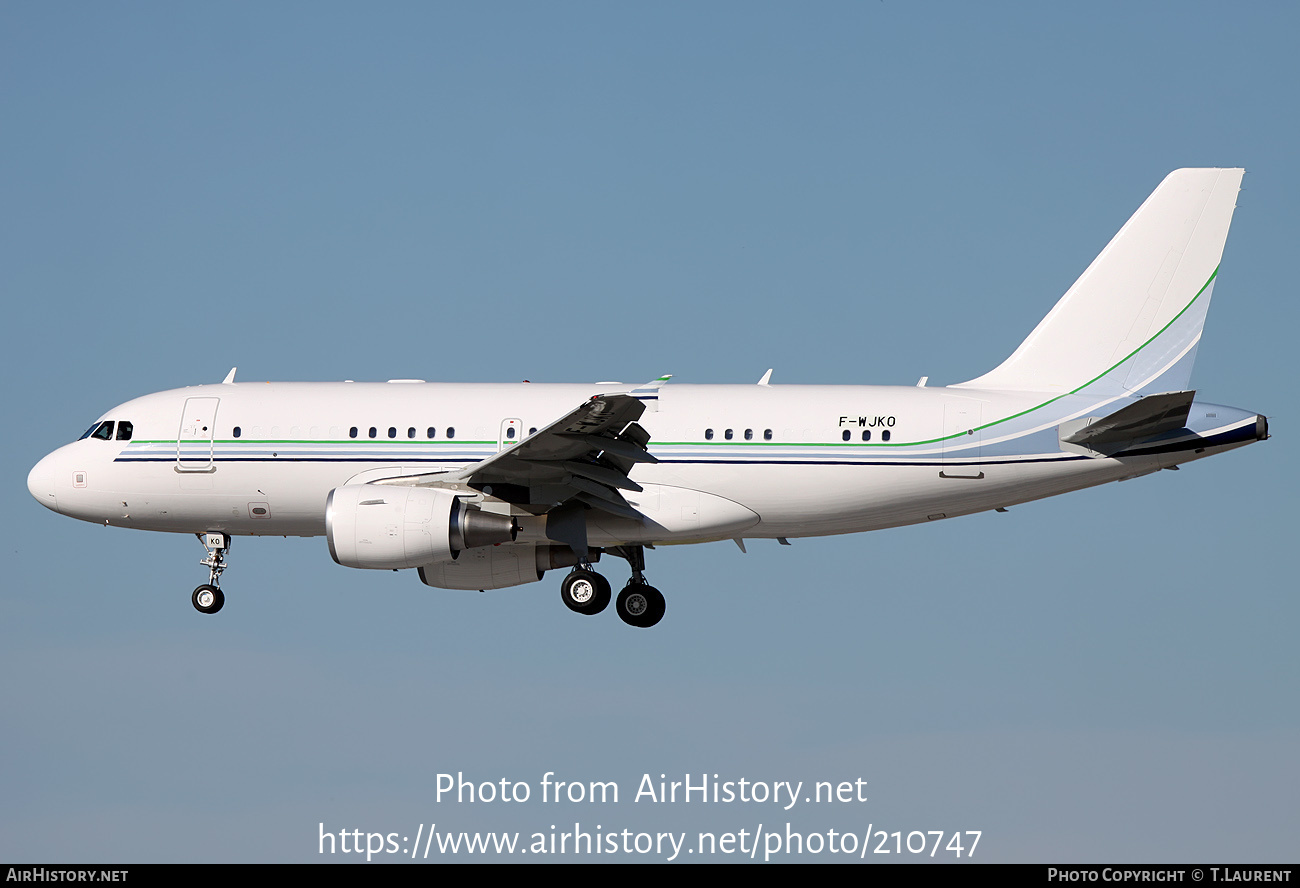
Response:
955,168,1244,397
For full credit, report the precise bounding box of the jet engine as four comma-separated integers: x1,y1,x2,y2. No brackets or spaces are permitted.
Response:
417,544,581,591
326,485,517,570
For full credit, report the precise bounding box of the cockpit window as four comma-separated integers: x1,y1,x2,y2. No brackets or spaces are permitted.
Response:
89,421,114,441
116,421,133,441
78,423,100,440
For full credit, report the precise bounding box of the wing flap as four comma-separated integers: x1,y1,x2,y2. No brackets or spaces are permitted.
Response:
556,432,659,464
388,379,667,518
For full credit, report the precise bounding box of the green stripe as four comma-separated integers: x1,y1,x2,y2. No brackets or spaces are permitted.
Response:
959,264,1217,440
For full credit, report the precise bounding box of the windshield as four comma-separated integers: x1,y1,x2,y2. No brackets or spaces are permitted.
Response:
78,421,115,442
92,422,114,440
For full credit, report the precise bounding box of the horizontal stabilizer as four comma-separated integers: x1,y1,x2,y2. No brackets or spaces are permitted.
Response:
1060,390,1195,453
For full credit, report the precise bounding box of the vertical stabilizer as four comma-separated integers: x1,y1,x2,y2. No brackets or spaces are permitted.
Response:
955,168,1243,398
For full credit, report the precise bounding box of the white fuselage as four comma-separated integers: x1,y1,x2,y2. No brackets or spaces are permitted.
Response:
26,379,1262,548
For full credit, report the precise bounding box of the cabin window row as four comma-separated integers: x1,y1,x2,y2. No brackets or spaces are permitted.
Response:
699,427,891,442
704,428,773,441
229,426,541,440
349,426,458,440
230,426,458,439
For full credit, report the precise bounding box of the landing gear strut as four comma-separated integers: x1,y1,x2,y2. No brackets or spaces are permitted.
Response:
192,532,230,615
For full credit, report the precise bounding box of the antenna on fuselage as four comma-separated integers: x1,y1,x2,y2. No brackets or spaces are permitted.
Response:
222,367,237,384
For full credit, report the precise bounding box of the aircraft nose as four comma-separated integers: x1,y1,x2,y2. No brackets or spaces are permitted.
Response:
27,453,60,513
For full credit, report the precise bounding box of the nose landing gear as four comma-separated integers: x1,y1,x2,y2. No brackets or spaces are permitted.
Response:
192,532,230,615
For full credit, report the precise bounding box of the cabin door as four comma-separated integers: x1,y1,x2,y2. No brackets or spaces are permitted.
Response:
177,397,220,471
940,399,984,478
498,418,523,451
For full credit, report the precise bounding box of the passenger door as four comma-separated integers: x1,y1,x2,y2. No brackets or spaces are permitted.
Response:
177,397,220,471
498,417,523,451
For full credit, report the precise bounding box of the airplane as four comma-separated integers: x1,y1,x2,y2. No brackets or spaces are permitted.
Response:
26,168,1267,628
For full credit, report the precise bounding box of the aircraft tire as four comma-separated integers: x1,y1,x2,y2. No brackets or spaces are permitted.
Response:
616,583,665,628
192,584,225,615
560,569,610,615
593,573,612,614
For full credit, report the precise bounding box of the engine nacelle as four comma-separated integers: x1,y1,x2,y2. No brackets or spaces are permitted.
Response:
418,544,580,591
326,485,516,570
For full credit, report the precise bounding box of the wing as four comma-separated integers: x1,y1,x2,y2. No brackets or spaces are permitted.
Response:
376,378,667,519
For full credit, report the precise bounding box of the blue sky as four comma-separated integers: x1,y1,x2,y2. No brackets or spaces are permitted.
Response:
2,2,1295,862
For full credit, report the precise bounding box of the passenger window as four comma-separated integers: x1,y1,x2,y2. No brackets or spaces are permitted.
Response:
427,427,436,439
349,427,358,439
233,426,241,439
408,427,416,439
447,427,455,439
92,421,114,441
369,427,377,439
529,427,537,435
862,430,871,441
725,429,734,440
744,429,753,440
116,421,133,441
882,430,891,442
705,429,714,441
842,430,851,441
764,429,773,441
388,427,397,439
506,427,516,439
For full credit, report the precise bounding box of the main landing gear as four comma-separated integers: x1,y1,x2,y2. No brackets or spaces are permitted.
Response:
192,532,230,615
560,568,611,615
558,545,665,628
